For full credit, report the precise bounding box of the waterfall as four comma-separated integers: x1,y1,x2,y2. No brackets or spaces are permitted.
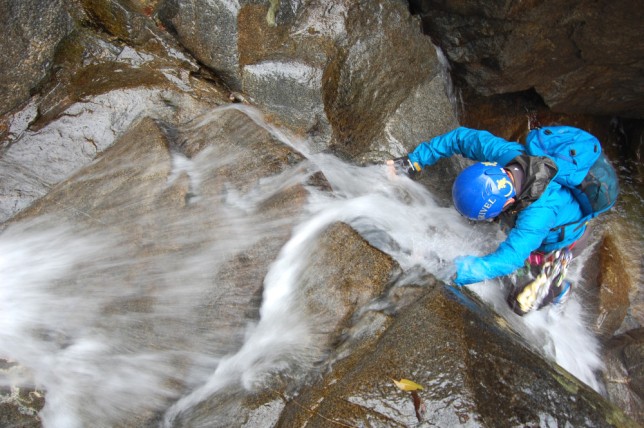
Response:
0,106,604,427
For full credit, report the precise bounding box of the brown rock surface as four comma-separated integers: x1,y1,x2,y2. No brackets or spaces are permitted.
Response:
410,0,644,118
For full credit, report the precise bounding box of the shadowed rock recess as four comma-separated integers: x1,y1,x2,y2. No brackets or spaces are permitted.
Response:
0,0,642,426
408,0,644,119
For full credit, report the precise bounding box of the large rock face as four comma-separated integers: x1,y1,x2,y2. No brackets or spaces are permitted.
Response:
1,107,319,427
409,0,644,119
278,287,634,427
0,0,225,223
0,0,72,116
604,329,644,423
0,0,642,426
159,0,458,155
158,0,245,90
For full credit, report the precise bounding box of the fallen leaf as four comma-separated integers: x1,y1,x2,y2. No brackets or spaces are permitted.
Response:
392,378,423,391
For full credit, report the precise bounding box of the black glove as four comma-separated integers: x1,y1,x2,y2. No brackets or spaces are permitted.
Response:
391,156,420,179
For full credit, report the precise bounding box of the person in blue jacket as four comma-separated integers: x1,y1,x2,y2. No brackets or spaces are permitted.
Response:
388,126,589,315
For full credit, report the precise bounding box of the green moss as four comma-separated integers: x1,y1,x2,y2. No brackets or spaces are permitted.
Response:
80,0,127,39
551,370,580,395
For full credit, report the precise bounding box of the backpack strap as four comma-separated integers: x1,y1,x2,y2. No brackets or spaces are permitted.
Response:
498,155,558,228
550,216,590,244
546,152,619,244
513,154,558,209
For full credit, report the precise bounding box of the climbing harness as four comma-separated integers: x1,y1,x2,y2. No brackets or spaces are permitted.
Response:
509,248,573,316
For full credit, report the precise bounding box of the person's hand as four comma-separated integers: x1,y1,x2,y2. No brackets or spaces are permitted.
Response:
386,156,420,179
453,255,479,286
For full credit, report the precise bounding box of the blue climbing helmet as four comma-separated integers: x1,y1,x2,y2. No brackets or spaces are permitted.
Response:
452,162,516,221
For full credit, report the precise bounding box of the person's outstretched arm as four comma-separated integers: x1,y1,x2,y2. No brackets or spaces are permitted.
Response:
408,127,524,168
454,196,558,285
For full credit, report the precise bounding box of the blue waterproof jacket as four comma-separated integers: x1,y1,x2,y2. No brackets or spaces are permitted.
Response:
407,127,585,285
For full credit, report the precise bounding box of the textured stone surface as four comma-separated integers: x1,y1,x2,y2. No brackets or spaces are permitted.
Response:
278,287,636,427
0,10,225,223
603,328,644,423
175,221,399,428
0,0,642,426
300,222,397,336
596,233,632,338
4,109,314,428
321,0,444,157
158,0,245,89
159,0,455,156
0,0,71,115
410,0,644,118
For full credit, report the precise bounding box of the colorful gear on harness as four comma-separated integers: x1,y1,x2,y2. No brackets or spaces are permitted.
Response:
510,249,573,315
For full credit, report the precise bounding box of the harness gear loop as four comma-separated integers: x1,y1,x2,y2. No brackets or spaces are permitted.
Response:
512,248,573,315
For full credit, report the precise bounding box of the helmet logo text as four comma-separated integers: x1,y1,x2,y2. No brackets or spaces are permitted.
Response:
478,197,497,220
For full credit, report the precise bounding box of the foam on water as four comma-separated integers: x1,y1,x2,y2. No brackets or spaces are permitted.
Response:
469,256,605,392
0,105,605,427
311,150,605,391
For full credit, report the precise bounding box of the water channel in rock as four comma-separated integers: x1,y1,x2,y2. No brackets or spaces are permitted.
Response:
0,105,605,427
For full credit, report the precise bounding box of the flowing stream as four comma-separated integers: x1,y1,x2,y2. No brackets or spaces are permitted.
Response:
0,105,604,427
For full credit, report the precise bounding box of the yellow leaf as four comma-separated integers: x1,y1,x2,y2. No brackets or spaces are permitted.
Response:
392,378,423,391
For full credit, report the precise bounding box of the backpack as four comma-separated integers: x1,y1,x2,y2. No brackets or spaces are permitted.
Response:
526,126,619,241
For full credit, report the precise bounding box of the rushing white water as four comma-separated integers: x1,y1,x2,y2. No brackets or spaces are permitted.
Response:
468,246,606,393
0,105,605,427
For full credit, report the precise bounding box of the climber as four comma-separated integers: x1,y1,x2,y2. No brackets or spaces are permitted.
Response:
387,124,618,316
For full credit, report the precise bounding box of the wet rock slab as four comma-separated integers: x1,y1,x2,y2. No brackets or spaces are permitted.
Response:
0,0,642,426
159,0,458,156
0,0,72,116
278,286,638,427
1,107,316,427
603,328,644,424
172,221,400,428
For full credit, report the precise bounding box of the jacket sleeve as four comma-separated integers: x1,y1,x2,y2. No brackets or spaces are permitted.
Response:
455,198,559,285
408,127,524,168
